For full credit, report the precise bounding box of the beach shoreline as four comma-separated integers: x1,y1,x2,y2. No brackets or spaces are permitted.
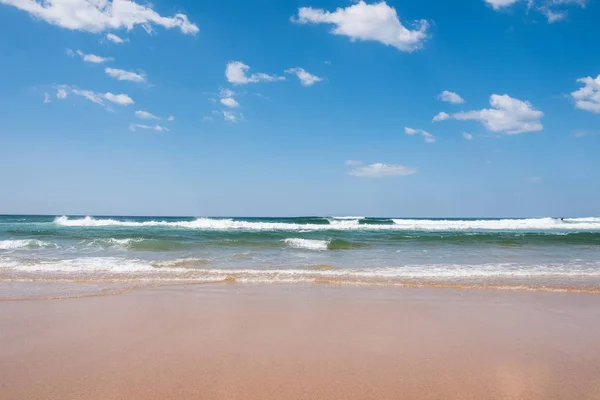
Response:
1,284,599,399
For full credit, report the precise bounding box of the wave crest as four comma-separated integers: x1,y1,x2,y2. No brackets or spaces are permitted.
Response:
53,216,600,232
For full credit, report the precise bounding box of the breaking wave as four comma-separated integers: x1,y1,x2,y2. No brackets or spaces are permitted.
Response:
53,216,600,232
0,239,56,250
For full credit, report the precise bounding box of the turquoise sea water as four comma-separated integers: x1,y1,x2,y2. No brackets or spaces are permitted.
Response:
1,215,600,293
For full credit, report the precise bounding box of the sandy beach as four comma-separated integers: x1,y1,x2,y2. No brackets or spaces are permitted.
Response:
1,284,599,399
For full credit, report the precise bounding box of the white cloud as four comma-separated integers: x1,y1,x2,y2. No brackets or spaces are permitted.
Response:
349,163,417,178
484,0,520,9
56,88,68,99
293,1,429,52
217,88,240,108
225,61,285,85
345,160,363,166
285,68,323,86
220,97,240,108
223,111,241,123
167,115,175,121
105,67,145,82
485,0,587,22
71,88,105,105
67,48,113,63
106,33,126,43
571,74,600,113
405,127,436,143
463,132,473,140
435,94,543,134
103,92,134,105
59,85,134,107
43,92,51,103
432,112,450,122
1,0,198,35
438,90,465,104
539,6,567,22
129,124,169,132
135,110,160,120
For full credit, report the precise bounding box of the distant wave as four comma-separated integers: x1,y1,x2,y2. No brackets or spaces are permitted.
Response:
0,239,56,250
53,216,600,232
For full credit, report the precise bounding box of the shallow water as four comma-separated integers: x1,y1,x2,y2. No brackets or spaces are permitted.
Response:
1,215,599,293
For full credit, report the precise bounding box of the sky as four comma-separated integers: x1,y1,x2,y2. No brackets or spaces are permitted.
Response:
0,0,599,217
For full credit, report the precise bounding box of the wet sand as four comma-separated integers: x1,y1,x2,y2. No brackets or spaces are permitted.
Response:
1,284,600,399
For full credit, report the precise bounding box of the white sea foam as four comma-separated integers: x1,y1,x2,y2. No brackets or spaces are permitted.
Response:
284,238,329,251
3,257,600,281
0,239,55,250
53,216,600,232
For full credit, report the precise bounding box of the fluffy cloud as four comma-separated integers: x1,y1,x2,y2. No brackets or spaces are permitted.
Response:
405,127,435,143
102,92,134,105
135,110,160,120
67,48,112,63
349,163,417,178
217,88,240,108
345,160,363,166
220,97,240,108
1,0,198,34
106,33,126,43
432,112,450,122
463,132,473,140
129,124,169,132
438,90,465,104
293,1,429,52
105,67,145,82
57,85,133,106
571,74,600,113
225,61,285,85
434,94,543,134
285,68,323,86
56,88,68,99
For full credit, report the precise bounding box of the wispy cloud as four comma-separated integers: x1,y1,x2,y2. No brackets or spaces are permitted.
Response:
405,127,436,143
43,92,51,103
1,0,198,35
485,0,588,23
135,110,160,120
67,48,112,63
285,68,323,86
348,163,417,178
223,111,241,123
528,176,543,183
57,85,134,107
106,33,127,44
345,160,363,166
463,132,474,140
129,124,169,132
105,67,145,83
292,1,429,52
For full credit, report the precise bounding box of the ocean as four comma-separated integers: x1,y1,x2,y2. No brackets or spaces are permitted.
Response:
1,215,600,294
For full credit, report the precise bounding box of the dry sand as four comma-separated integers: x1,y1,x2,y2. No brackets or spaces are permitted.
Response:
1,284,599,399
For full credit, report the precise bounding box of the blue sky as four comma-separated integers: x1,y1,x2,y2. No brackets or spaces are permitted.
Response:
0,0,599,217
